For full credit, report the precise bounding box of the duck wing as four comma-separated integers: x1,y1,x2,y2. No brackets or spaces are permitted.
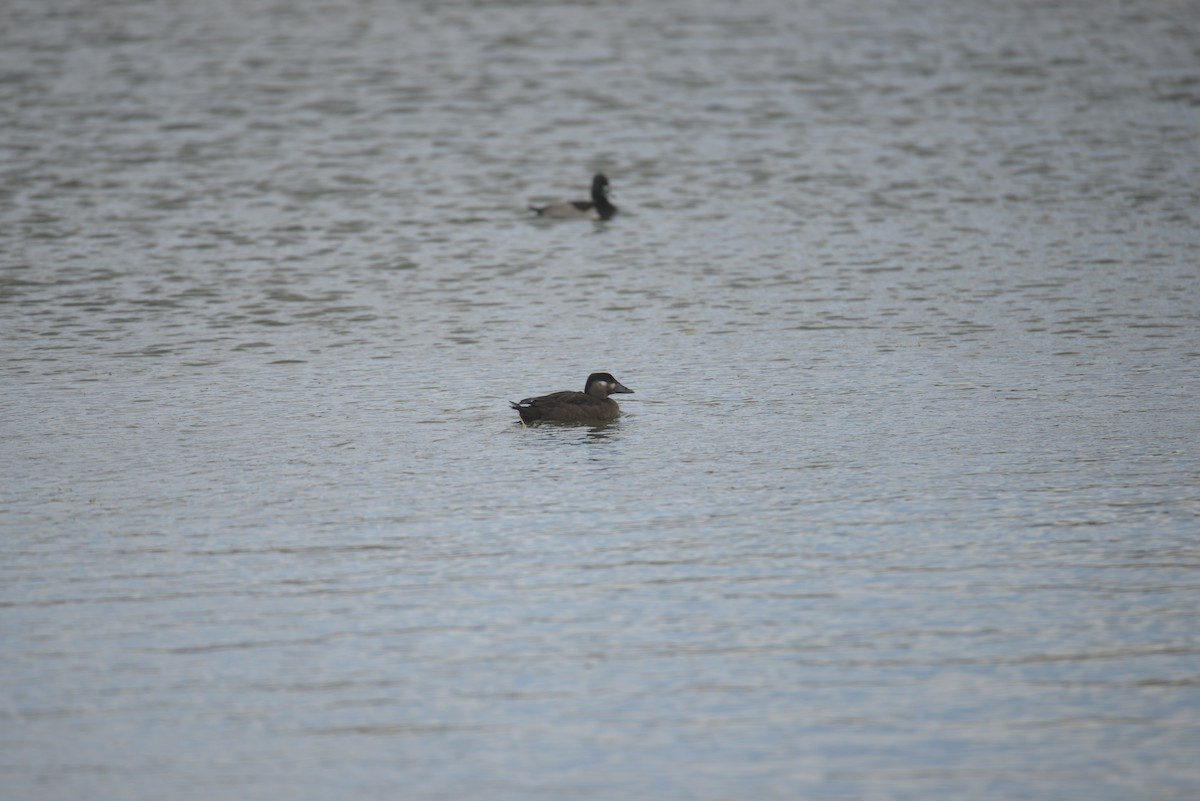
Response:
530,200,596,218
517,390,590,407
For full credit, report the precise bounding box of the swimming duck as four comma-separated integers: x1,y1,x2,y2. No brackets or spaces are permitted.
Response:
511,372,633,424
529,174,617,220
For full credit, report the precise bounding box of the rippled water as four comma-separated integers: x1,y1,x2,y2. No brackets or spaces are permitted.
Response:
3,0,1199,799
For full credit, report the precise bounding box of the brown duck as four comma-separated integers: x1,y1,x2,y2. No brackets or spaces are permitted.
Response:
511,372,633,424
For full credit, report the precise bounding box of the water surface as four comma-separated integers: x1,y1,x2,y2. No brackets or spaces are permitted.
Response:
2,0,1199,799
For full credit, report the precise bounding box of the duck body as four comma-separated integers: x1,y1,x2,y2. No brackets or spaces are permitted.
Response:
529,174,617,220
511,372,633,424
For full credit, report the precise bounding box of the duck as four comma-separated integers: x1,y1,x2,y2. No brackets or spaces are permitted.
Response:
511,372,634,424
529,174,617,220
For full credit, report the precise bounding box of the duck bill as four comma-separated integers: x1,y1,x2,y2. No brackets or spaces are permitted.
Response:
612,381,633,394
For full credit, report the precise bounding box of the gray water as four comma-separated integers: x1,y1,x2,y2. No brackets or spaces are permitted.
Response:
3,0,1199,799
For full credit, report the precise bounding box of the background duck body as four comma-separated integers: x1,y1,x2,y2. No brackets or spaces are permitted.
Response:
529,174,617,220
511,372,633,424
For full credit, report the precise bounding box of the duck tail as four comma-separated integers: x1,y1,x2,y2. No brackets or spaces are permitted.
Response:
510,401,537,424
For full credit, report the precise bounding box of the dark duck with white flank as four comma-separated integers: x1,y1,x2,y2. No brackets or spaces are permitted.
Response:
529,174,617,220
510,372,633,424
